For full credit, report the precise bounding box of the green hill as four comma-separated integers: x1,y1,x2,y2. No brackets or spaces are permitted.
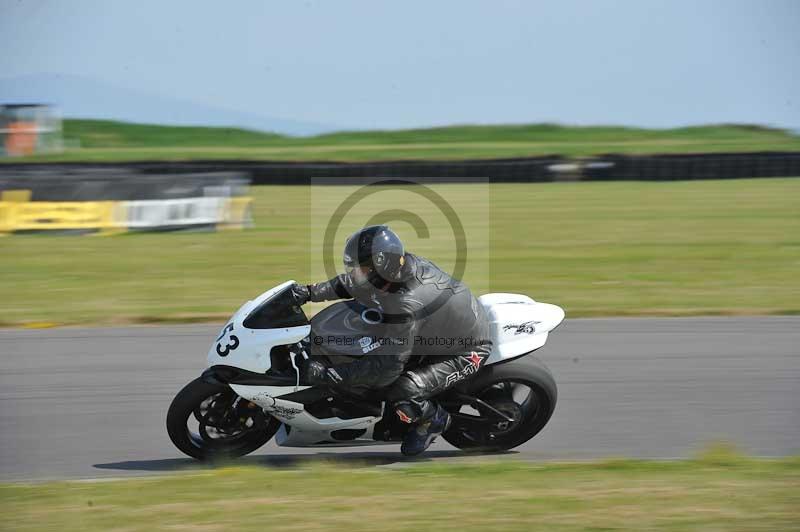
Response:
63,119,283,148
9,119,800,162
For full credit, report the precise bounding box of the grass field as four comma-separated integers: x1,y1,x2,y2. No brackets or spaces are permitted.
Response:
2,452,798,531
5,120,800,162
1,178,798,326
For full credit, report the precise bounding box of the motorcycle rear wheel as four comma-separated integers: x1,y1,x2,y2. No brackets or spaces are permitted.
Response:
166,377,280,460
442,355,557,453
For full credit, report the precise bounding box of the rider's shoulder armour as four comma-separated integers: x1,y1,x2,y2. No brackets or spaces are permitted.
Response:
413,255,465,293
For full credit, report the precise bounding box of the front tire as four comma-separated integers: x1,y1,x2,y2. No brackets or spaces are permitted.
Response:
442,355,557,453
166,377,280,460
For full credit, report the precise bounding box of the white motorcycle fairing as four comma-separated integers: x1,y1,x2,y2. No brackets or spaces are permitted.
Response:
206,281,564,447
206,280,310,375
225,385,387,447
479,293,566,364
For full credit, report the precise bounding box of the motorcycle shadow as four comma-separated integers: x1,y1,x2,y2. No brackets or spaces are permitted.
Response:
93,449,518,474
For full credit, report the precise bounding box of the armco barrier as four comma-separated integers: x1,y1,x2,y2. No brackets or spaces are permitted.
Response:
582,152,800,181
0,171,249,201
0,157,565,185
1,152,799,185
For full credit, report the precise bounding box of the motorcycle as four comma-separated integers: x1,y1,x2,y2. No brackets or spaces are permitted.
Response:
167,281,564,460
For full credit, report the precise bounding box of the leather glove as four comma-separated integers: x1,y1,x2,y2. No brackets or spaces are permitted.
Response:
301,359,344,386
290,283,311,305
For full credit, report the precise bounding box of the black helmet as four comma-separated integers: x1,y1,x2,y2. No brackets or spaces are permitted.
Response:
343,225,405,285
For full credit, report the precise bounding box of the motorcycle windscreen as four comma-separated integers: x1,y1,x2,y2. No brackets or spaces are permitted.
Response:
243,286,309,329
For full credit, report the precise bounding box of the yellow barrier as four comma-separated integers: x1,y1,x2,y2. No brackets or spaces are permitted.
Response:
0,202,11,235
218,196,254,230
0,201,125,234
0,196,252,234
1,189,32,202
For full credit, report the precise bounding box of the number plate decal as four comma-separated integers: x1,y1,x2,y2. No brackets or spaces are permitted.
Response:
215,323,239,357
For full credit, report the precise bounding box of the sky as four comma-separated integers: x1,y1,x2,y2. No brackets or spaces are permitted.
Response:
1,0,799,134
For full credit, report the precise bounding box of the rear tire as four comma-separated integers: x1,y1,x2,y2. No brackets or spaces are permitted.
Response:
166,377,280,460
442,355,557,453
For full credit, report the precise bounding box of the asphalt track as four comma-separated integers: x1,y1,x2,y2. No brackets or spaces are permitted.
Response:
1,317,798,481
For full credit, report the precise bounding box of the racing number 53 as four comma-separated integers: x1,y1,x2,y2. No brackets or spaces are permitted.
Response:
215,323,239,357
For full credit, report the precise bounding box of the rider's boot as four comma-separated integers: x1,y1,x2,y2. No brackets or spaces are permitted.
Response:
400,403,451,456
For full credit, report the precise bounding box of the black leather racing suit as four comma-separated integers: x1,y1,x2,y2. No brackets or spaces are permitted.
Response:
307,253,493,424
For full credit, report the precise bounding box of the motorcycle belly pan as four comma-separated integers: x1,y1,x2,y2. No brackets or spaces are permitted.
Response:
230,383,385,448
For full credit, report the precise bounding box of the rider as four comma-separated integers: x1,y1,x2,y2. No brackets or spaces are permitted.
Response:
291,225,492,456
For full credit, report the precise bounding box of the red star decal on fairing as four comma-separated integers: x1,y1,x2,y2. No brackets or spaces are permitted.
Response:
466,352,484,368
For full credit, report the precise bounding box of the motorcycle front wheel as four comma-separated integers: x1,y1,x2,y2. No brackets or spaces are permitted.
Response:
442,355,557,453
166,377,280,460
